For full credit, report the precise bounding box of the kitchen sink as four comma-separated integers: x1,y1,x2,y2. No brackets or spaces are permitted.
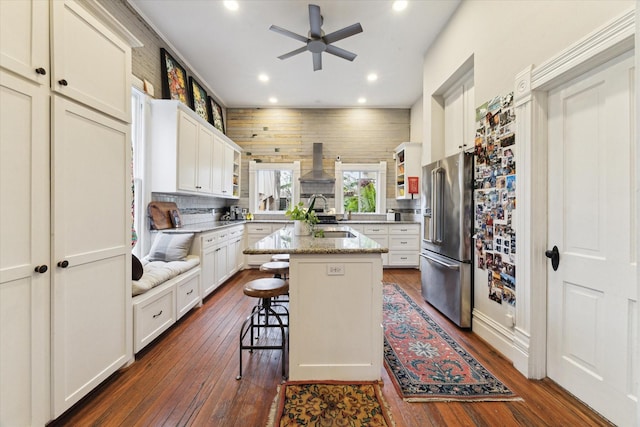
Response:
316,230,356,238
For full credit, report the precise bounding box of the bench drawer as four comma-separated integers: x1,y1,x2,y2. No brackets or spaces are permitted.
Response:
134,285,176,353
176,268,201,319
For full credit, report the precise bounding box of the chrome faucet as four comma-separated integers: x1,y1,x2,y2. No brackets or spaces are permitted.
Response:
308,194,328,212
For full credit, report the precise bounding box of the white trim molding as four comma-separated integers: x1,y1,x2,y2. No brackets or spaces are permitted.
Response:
513,8,636,379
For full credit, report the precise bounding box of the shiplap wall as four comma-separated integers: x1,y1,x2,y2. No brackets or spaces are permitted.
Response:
226,108,411,200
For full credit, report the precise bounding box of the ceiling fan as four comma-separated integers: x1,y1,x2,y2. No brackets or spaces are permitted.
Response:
269,4,363,71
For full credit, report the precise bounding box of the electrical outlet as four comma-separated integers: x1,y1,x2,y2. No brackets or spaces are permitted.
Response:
327,264,345,275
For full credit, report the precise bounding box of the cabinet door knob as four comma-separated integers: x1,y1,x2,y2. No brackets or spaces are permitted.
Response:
58,79,68,86
57,260,69,268
35,67,47,75
34,265,48,274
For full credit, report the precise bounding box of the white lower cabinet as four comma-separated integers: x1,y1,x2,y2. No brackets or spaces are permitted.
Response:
361,223,420,268
192,225,244,299
363,225,389,267
246,223,277,266
227,225,245,274
388,224,420,267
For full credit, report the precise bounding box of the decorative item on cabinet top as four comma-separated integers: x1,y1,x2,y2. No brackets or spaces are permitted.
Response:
189,76,210,122
209,96,225,134
160,48,189,106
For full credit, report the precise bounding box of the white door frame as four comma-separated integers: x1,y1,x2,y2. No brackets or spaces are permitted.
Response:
512,8,636,380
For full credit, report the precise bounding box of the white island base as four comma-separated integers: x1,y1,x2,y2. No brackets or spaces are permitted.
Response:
288,253,383,381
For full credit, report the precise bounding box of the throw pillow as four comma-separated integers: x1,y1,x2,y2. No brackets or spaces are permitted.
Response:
132,254,143,280
147,232,195,262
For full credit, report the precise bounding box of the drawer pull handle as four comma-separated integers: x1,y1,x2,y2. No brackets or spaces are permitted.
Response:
153,310,163,318
400,241,407,244
186,289,193,295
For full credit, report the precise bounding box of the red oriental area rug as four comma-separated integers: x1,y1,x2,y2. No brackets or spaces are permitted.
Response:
383,283,520,402
268,381,395,427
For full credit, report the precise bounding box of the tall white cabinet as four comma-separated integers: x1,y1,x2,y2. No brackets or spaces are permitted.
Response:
0,0,139,423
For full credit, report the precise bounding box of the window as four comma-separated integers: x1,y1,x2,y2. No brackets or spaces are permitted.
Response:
249,161,301,213
335,162,386,214
131,87,146,257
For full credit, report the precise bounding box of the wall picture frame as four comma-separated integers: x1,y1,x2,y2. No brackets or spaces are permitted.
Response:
209,96,225,134
188,76,210,121
160,48,189,105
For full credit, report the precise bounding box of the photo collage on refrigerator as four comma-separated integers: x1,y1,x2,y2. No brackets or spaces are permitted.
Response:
473,92,516,306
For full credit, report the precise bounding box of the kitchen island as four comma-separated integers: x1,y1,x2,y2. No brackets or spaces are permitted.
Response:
244,225,387,381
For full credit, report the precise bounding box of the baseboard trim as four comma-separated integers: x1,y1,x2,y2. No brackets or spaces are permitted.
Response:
472,309,515,362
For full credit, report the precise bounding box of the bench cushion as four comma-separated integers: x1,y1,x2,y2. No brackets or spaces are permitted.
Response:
132,255,200,296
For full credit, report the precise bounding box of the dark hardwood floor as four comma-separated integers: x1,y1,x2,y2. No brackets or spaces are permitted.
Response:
51,268,612,426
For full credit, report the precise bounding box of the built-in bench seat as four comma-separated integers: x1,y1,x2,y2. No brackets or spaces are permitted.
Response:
132,233,202,353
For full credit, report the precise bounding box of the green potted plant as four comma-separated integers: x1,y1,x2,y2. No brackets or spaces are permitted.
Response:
285,198,319,235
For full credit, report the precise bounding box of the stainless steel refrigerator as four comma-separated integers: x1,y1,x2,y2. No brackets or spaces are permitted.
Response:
420,151,473,327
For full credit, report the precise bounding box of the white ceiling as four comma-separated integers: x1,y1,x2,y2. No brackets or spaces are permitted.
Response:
127,0,461,109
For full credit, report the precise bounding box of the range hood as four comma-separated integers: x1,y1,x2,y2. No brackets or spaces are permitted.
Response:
299,143,335,197
299,143,335,183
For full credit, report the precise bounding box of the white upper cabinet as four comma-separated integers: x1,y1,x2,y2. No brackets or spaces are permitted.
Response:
151,100,240,198
51,0,131,122
0,0,49,85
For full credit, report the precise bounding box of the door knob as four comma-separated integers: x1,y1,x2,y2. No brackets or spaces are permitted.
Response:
545,246,560,271
34,265,48,274
35,67,47,75
58,79,68,86
57,260,69,268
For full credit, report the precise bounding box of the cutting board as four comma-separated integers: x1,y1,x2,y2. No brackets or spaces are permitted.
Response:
147,202,182,230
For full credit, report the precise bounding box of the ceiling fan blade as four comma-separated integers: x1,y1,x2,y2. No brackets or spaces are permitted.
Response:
313,52,322,71
278,46,308,60
309,4,322,38
325,45,357,61
269,25,309,44
323,23,363,45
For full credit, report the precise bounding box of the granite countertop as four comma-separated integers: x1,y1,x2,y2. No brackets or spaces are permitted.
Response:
159,220,246,233
243,226,388,255
158,218,419,234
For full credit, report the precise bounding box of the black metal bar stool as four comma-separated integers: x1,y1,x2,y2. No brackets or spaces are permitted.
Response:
236,277,289,380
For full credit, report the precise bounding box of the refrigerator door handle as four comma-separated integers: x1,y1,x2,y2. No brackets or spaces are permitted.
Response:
420,252,460,270
431,167,444,244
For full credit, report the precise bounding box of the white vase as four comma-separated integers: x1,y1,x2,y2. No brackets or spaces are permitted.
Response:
294,220,310,236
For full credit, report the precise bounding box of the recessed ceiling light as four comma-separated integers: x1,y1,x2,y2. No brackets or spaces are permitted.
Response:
357,97,367,104
224,1,239,11
392,1,408,12
269,97,278,104
367,73,378,82
258,74,269,82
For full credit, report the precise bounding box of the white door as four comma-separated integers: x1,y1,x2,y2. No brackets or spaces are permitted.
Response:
51,96,132,417
547,51,636,427
0,69,50,427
